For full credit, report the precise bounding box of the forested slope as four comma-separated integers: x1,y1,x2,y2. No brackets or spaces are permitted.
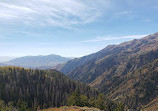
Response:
0,67,98,110
103,58,158,110
142,97,158,111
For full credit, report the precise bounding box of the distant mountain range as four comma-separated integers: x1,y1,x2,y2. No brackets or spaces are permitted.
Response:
1,32,158,110
0,56,16,63
0,63,5,67
3,54,72,69
54,32,158,110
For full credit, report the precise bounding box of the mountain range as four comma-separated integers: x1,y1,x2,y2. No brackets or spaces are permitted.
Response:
0,63,7,67
54,32,158,110
3,54,72,69
0,56,16,63
0,32,158,110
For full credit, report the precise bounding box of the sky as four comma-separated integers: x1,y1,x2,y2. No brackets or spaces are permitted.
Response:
0,0,158,57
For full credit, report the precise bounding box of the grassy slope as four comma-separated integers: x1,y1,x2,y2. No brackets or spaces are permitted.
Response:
57,33,158,110
39,106,101,111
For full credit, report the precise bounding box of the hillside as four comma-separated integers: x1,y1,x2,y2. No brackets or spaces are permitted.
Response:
54,32,158,110
0,56,15,63
103,58,158,110
0,63,7,67
4,54,71,69
142,97,158,111
53,54,98,75
55,33,158,76
0,63,5,67
0,66,98,110
39,106,101,111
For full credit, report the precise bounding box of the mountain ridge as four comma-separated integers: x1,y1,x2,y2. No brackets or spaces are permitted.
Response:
4,54,72,69
54,33,158,76
54,32,158,110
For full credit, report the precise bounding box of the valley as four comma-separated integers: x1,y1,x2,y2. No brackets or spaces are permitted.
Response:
0,33,158,111
1,0,158,110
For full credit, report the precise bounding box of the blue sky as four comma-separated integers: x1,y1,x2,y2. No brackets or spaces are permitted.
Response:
0,0,158,57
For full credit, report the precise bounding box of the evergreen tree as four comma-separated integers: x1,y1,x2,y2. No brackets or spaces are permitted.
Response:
17,100,28,111
80,95,89,107
106,100,117,111
89,97,95,107
95,94,105,110
115,102,124,111
67,90,81,106
0,100,6,111
0,67,98,110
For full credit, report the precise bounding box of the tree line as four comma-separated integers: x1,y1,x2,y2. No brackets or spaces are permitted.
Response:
0,67,98,110
0,66,125,111
66,90,124,111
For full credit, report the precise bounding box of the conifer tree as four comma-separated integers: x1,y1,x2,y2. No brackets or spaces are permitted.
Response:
95,94,105,110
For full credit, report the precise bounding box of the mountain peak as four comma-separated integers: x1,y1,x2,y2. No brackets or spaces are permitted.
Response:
4,54,72,69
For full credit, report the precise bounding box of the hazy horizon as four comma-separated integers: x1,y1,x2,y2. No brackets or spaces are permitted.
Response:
0,54,75,63
0,36,147,58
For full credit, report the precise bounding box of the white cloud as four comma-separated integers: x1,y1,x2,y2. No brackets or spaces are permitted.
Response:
116,11,133,15
0,0,109,27
84,35,147,42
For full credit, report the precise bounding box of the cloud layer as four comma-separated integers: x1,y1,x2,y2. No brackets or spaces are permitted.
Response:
0,0,108,27
84,35,147,42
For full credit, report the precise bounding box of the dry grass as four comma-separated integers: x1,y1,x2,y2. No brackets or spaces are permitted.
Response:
39,106,101,111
